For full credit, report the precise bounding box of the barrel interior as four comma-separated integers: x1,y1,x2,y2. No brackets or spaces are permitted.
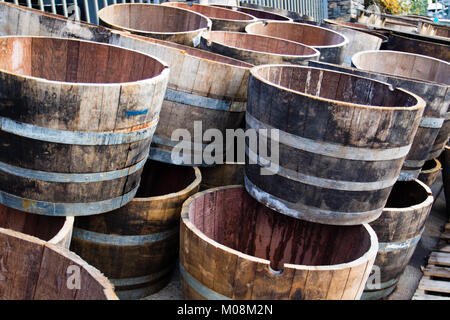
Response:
422,159,439,171
0,205,65,241
385,181,429,208
0,37,165,83
253,65,419,107
204,31,317,56
99,4,209,33
352,51,450,85
164,3,255,21
187,187,372,271
246,22,346,47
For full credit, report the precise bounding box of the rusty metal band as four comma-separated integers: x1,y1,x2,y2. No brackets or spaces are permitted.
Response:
0,116,157,145
73,226,178,246
179,262,231,300
0,156,147,183
419,117,445,129
244,176,382,225
246,113,411,161
0,186,138,216
378,233,422,252
246,146,397,191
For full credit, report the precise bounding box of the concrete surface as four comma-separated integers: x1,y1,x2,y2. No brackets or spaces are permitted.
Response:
144,177,448,301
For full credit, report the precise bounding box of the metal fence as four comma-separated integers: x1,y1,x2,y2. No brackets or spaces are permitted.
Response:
0,0,328,24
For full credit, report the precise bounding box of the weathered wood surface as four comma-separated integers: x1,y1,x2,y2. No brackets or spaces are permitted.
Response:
444,146,450,216
0,204,73,248
71,161,201,299
419,23,450,39
0,3,250,168
162,2,257,32
200,162,244,190
324,19,389,43
239,3,306,22
361,180,433,299
245,64,424,225
428,113,450,160
0,227,117,300
0,35,169,216
418,159,442,187
98,3,212,46
200,31,320,65
352,50,450,180
180,186,378,300
245,21,348,64
214,5,292,21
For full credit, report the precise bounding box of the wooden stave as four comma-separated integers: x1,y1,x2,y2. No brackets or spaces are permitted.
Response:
0,227,117,300
180,186,378,300
428,113,450,160
444,145,450,216
245,21,349,64
161,2,257,32
71,164,201,299
245,64,425,225
97,3,212,47
418,158,442,187
323,19,390,42
199,31,320,66
362,179,433,299
238,2,304,21
200,162,244,190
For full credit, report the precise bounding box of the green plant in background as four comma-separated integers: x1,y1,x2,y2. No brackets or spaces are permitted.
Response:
409,0,428,15
365,0,428,15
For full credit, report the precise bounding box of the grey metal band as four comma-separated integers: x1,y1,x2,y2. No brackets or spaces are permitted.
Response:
397,169,421,181
164,88,246,112
244,176,382,225
179,263,231,300
73,226,178,246
246,146,396,191
419,117,445,129
152,135,206,150
110,267,173,287
378,233,422,252
0,116,157,145
0,156,147,183
246,113,411,161
0,186,138,216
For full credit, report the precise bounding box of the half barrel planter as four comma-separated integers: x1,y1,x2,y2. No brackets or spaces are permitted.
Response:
0,204,73,248
418,158,442,187
0,36,169,216
98,3,212,46
0,227,117,300
161,2,257,32
214,5,292,22
245,65,425,225
71,160,201,299
362,179,433,300
428,111,450,160
200,31,320,65
180,186,378,300
245,21,349,64
352,50,450,180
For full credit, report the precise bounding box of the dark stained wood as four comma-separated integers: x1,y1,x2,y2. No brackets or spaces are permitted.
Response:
428,114,450,159
418,159,442,187
200,162,244,190
98,3,211,46
71,160,201,299
444,146,450,217
245,21,348,64
246,65,425,225
180,186,378,300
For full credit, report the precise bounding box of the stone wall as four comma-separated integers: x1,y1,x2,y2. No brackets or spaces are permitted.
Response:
328,0,364,19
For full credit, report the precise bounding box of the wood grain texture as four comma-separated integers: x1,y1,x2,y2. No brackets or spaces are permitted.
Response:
428,115,450,160
200,162,244,190
71,161,201,299
180,186,378,300
418,158,442,187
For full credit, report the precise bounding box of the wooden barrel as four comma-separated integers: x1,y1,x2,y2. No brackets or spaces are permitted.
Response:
180,186,378,300
428,112,450,160
214,5,292,21
245,65,425,225
200,31,320,65
71,160,201,300
161,2,257,32
200,162,244,190
444,145,450,216
352,50,450,180
0,204,73,248
239,2,305,21
0,36,169,216
324,19,390,43
0,227,117,300
245,21,348,64
98,3,212,46
419,23,450,39
418,158,442,187
362,179,433,300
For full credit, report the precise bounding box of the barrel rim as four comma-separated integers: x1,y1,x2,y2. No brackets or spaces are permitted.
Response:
245,21,349,50
0,226,118,300
324,19,389,42
0,35,170,87
421,158,442,175
352,50,450,87
161,2,258,23
201,31,321,60
181,185,379,272
98,3,212,36
250,64,426,111
48,216,74,245
213,4,294,22
383,179,433,213
132,166,201,202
